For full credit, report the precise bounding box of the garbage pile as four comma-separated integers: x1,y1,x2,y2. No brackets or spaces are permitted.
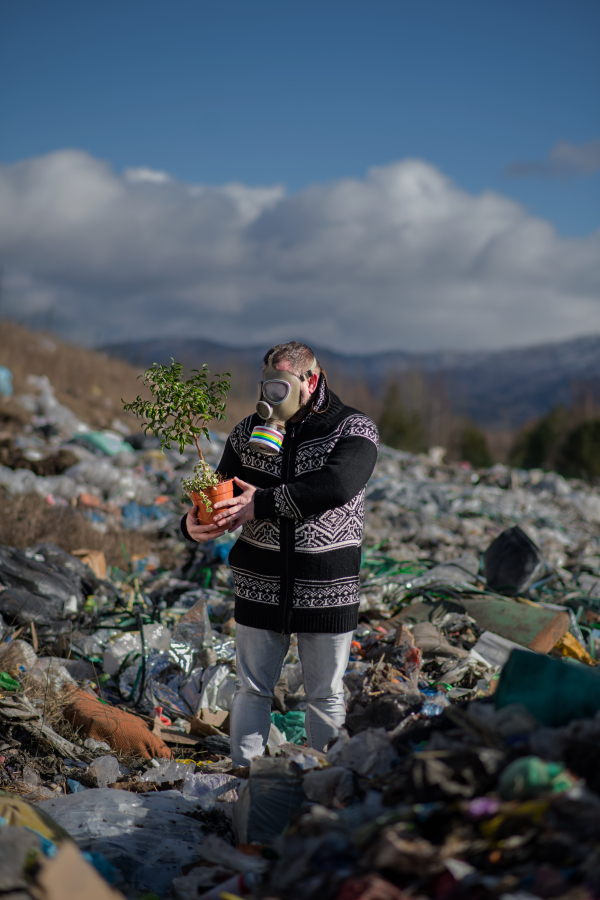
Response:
3,371,600,897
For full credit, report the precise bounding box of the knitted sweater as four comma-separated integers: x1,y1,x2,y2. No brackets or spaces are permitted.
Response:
182,376,379,634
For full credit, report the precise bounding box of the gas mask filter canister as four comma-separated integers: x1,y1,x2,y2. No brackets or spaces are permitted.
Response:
249,352,317,455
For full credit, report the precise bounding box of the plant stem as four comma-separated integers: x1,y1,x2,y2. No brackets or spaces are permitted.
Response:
193,434,204,462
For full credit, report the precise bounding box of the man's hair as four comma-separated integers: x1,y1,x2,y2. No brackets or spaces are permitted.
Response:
263,341,321,377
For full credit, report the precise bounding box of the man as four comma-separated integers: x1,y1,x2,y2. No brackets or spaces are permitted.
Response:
182,341,378,767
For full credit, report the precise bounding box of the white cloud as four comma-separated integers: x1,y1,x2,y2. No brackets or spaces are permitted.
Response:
124,167,173,184
506,136,600,178
0,148,598,352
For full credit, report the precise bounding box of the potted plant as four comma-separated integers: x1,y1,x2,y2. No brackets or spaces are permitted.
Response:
123,360,233,524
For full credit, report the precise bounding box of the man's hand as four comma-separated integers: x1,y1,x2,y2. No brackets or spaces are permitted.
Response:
186,505,227,542
213,477,257,532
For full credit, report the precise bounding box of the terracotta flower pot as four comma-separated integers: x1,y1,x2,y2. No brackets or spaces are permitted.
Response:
190,478,235,526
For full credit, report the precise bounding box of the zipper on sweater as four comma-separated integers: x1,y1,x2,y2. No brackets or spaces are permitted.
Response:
281,425,296,634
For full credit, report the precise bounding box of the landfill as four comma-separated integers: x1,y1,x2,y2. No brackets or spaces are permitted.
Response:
3,373,600,898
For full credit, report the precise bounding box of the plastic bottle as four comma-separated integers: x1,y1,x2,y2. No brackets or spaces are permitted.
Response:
421,692,450,717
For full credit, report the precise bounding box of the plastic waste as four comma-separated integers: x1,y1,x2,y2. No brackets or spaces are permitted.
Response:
267,721,286,755
199,664,236,712
0,671,20,691
472,630,530,668
232,757,305,844
484,525,545,596
199,734,231,756
178,665,204,714
271,710,306,744
171,598,213,650
22,374,88,439
30,657,77,690
0,366,13,397
38,788,207,897
421,692,450,717
89,755,120,788
498,756,576,800
495,648,600,727
0,545,85,641
169,597,214,676
121,500,171,530
0,638,38,670
302,765,355,806
75,430,134,457
141,766,240,810
67,778,88,793
327,728,399,778
102,624,171,676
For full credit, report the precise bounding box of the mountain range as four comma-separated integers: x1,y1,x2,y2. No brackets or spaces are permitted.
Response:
101,334,600,429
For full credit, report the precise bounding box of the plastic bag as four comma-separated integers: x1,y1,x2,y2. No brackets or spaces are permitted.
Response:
232,758,304,844
38,788,207,897
140,763,239,810
30,657,77,690
0,464,38,494
327,728,398,778
199,664,236,712
89,755,120,788
303,766,355,806
271,710,306,745
171,599,213,650
484,525,545,595
0,544,84,609
103,624,171,676
0,638,38,670
0,588,72,642
76,430,134,457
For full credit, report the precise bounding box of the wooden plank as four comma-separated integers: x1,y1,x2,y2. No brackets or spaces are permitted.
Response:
528,611,571,653
396,597,570,653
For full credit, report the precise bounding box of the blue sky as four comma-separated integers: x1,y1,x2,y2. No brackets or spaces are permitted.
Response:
2,0,598,235
0,0,598,351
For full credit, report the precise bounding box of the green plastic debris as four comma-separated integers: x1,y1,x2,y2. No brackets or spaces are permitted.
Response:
0,671,20,692
495,648,600,727
499,756,575,800
271,710,306,745
78,430,134,456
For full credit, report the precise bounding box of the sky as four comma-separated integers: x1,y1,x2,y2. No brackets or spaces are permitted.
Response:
0,0,598,353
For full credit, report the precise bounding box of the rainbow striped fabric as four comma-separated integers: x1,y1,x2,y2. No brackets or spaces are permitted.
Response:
250,424,284,453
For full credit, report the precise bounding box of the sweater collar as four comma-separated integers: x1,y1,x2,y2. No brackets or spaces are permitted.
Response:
312,372,330,413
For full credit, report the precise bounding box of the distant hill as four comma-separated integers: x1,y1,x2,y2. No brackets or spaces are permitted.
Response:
101,334,600,429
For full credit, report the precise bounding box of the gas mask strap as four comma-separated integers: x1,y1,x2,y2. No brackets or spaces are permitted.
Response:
298,357,318,383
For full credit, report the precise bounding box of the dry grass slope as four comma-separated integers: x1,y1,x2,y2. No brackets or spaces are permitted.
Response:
0,320,151,432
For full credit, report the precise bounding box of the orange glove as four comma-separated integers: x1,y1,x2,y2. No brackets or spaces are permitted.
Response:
62,688,172,759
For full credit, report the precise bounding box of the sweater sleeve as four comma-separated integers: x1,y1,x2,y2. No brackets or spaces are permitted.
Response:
254,422,378,521
215,433,245,482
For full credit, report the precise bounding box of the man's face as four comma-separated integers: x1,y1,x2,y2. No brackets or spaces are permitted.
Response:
274,360,319,406
271,360,319,422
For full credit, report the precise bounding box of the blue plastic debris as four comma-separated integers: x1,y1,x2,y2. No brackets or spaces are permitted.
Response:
67,779,88,793
121,501,170,530
0,367,13,398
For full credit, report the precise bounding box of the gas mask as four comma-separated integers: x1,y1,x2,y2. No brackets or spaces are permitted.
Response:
249,351,318,454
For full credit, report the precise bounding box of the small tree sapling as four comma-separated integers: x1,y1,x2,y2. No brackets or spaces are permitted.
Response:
123,360,231,511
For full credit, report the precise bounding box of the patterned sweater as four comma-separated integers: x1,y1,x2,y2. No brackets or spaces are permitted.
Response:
182,376,379,634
